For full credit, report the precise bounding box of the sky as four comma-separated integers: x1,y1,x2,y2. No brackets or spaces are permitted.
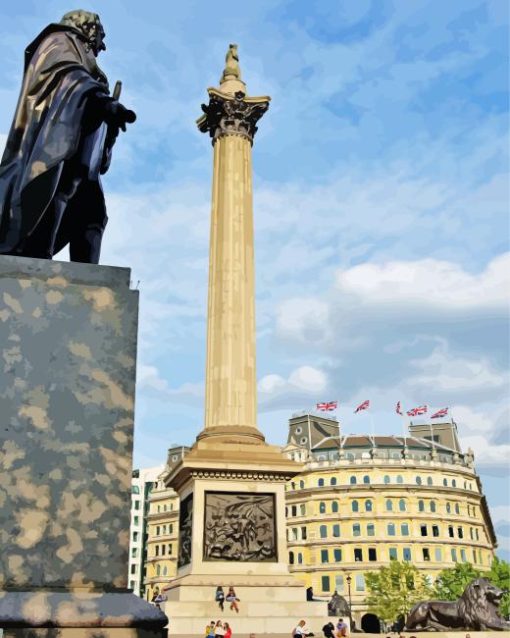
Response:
0,1,508,559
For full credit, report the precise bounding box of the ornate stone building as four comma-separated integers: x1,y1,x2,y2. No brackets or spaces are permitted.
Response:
282,412,497,632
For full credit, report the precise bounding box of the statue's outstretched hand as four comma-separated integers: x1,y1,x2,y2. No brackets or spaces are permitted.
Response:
103,99,137,132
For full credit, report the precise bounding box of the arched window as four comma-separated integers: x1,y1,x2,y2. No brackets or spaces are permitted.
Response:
418,500,425,512
318,478,324,487
363,475,370,484
332,501,339,513
464,481,467,489
397,475,403,484
319,502,326,514
427,477,433,486
443,478,448,487
299,480,305,489
399,499,406,512
352,500,359,513
386,499,393,511
350,476,357,485
298,552,303,564
384,475,390,484
455,503,460,515
430,501,436,513
289,551,295,565
300,504,306,516
365,500,373,512
387,523,396,536
331,477,337,486
416,476,422,485
320,525,327,539
156,564,161,576
446,503,451,514
452,479,457,488
163,566,168,576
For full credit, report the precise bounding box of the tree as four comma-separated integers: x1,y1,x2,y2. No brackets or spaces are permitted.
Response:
433,562,481,600
488,557,510,618
365,561,433,625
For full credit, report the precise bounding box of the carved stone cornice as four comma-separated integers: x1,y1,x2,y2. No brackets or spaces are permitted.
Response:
197,88,270,145
190,469,293,482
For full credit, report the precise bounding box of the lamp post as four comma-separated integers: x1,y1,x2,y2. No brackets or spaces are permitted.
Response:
346,574,353,625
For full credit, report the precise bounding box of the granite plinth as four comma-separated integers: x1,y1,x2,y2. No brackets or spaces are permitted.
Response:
0,256,167,633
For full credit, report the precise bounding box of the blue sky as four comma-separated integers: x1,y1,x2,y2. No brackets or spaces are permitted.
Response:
1,1,508,559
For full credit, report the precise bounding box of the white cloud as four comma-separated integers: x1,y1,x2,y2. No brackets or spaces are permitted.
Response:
258,365,328,410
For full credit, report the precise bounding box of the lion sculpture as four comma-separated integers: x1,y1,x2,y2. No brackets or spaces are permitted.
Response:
405,578,510,631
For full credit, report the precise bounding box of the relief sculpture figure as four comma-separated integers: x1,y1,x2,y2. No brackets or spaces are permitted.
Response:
0,10,136,264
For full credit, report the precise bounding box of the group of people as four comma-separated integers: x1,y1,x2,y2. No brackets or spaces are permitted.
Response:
293,620,315,637
215,586,240,613
205,620,232,638
322,618,348,638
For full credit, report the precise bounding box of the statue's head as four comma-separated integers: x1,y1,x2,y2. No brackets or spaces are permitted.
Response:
60,10,106,56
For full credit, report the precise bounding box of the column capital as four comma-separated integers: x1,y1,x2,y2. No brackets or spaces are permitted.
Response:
197,88,270,145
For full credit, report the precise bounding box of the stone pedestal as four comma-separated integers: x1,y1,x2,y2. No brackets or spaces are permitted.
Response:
0,255,166,635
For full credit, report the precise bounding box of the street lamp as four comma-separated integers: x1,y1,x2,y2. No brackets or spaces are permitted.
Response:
346,574,353,625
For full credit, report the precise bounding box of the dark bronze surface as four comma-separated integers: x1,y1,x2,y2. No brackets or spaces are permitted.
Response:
178,493,193,568
203,491,277,562
405,577,510,631
0,10,136,264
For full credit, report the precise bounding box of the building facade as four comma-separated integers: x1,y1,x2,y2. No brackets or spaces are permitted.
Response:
282,413,497,631
128,465,165,596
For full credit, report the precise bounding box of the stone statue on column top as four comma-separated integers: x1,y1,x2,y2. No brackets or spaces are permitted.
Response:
0,10,136,264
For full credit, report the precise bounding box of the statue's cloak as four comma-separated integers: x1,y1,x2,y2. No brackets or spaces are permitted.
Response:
0,24,109,254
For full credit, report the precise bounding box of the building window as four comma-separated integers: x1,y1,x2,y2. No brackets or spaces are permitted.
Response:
168,544,172,555
155,545,159,557
295,427,302,435
399,499,406,512
446,503,451,514
458,527,463,539
451,548,458,562
475,528,479,541
161,545,166,556
416,476,422,485
455,503,460,515
163,566,168,576
368,548,377,562
435,548,443,562
332,524,340,538
320,525,327,539
134,516,139,526
401,523,409,536
427,477,433,486
331,477,337,486
355,574,365,591
423,548,430,561
134,500,140,510
353,523,361,537
430,501,436,513
350,476,357,485
386,499,393,512
367,523,375,536
432,525,439,537
363,475,370,484
397,475,403,484
132,532,138,542
156,526,160,536
352,500,359,513
297,552,303,564
443,478,448,487
448,526,454,538
452,479,457,488
403,547,412,561
384,475,390,484
301,526,307,540
319,502,326,514
335,575,344,591
291,505,297,517
334,549,342,562
473,549,477,563
418,500,425,512
321,576,330,593
354,548,363,562
387,523,396,536
300,480,305,489
289,551,295,565
389,547,398,560
300,504,306,516
318,478,324,487
130,580,135,590
332,501,339,513
461,549,467,562
321,549,329,564
156,565,161,576
365,500,373,512
130,564,136,574
132,485,140,494
420,525,428,537
131,548,137,558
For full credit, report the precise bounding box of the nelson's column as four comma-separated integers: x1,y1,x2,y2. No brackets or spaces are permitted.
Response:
162,46,327,633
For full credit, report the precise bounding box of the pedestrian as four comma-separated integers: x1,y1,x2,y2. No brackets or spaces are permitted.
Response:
215,586,225,611
205,621,216,638
336,618,348,637
215,620,226,638
322,621,335,638
294,620,314,637
224,621,232,638
226,586,240,613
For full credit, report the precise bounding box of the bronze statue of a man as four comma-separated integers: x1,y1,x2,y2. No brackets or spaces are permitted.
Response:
0,10,136,263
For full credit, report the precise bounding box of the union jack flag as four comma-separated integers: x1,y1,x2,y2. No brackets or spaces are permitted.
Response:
407,405,427,417
316,401,338,411
354,400,370,413
431,407,449,419
396,401,403,415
